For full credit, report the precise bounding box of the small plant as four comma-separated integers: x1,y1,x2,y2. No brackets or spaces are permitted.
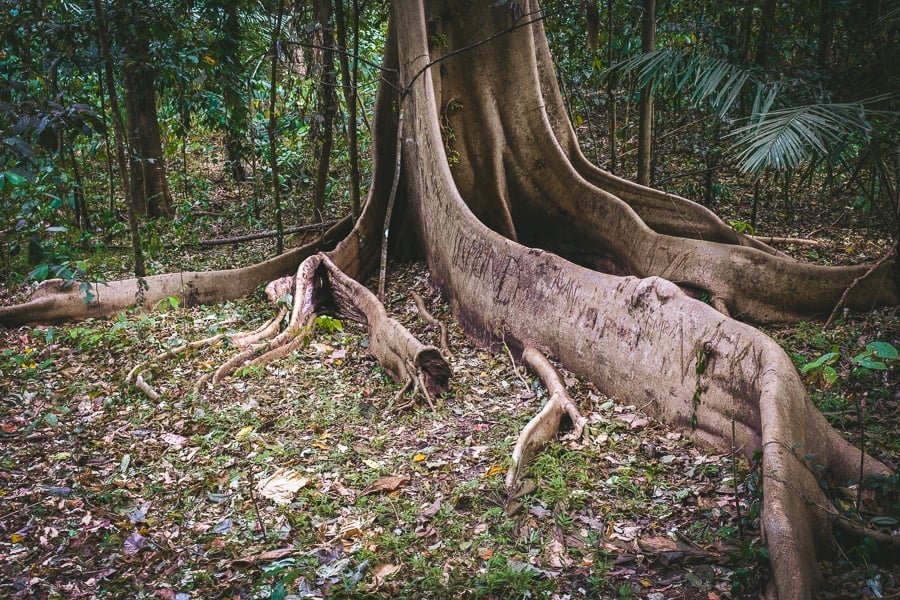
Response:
727,219,755,235
801,348,840,386
801,341,897,387
314,315,343,334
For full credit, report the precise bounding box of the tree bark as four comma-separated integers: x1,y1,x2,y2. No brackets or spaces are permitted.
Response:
335,0,361,218
221,2,248,182
122,31,173,219
756,0,777,68
93,0,145,276
637,0,655,186
268,0,286,254
312,0,338,222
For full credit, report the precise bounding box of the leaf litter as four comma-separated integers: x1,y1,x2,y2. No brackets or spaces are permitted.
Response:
0,260,897,599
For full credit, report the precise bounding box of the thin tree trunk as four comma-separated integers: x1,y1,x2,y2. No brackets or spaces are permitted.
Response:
335,0,361,218
637,0,655,186
122,52,173,219
268,0,286,255
93,0,144,277
69,145,90,231
96,69,115,213
756,0,776,68
312,0,338,222
817,0,834,69
606,0,617,174
222,3,248,182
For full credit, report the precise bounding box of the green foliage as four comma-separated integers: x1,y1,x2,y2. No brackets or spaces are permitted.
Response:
314,315,344,334
728,101,886,174
801,341,897,388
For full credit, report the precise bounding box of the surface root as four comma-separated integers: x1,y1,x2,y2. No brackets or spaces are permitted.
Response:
505,347,588,492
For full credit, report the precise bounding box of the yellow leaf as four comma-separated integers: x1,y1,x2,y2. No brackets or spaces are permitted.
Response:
413,453,427,462
640,578,652,588
313,440,330,450
483,464,505,478
202,54,216,65
11,533,24,544
235,426,254,441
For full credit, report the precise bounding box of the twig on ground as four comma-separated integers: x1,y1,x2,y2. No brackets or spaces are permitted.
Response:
750,236,822,247
410,291,453,358
824,241,897,329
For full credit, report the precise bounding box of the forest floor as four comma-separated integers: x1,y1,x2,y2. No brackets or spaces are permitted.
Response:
1,149,898,599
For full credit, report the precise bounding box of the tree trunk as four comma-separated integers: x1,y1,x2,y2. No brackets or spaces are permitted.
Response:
817,0,834,69
312,0,338,222
268,0,286,255
93,0,145,277
335,0,361,218
636,0,655,186
756,0,776,68
7,4,899,599
221,2,248,182
606,0,617,174
122,33,173,219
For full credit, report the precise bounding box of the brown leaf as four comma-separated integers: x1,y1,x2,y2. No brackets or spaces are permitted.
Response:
360,475,409,497
418,498,442,521
232,547,294,567
257,468,309,505
372,563,400,579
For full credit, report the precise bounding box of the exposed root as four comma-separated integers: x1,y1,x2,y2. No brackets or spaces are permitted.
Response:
194,253,451,401
134,373,160,402
410,291,453,358
824,240,898,329
230,307,288,347
710,296,730,317
126,333,226,400
0,217,351,327
831,514,900,553
388,377,414,412
751,236,822,247
505,347,588,492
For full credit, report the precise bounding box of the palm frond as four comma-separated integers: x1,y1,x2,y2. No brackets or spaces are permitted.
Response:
602,49,768,118
728,102,876,174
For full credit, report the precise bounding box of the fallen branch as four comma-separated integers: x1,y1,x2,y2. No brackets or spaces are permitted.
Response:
825,241,898,329
505,347,588,492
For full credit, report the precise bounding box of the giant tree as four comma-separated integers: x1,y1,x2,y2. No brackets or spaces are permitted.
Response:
2,3,897,598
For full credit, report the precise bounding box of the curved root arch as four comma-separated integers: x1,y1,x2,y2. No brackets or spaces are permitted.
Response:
393,3,894,598
434,6,896,323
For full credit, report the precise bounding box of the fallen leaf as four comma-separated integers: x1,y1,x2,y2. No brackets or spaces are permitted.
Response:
418,498,441,521
372,563,400,580
478,548,494,560
545,538,571,568
123,532,146,555
257,468,309,505
161,433,187,449
412,453,427,462
234,426,254,441
232,547,294,567
360,475,409,497
483,464,505,478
